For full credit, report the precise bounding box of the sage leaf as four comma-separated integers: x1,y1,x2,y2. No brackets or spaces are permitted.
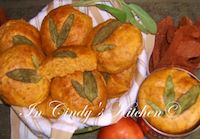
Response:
92,20,122,46
101,72,110,84
53,50,77,58
32,55,40,69
122,5,148,33
163,75,175,108
176,86,200,114
71,80,86,98
128,3,157,34
83,71,98,102
13,35,34,46
49,14,74,48
146,99,165,116
195,69,200,80
6,69,42,83
72,0,157,34
57,14,75,48
49,18,59,46
96,4,127,22
95,44,116,52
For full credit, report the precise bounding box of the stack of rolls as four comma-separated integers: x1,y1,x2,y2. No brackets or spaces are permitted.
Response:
0,5,143,119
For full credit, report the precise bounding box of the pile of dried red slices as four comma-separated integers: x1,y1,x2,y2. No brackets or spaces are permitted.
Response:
149,16,200,77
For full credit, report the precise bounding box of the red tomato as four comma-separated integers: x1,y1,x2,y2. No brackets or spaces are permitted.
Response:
98,117,144,139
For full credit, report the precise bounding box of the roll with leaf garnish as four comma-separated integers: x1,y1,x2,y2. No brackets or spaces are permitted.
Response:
51,71,107,117
0,20,42,53
138,68,200,134
0,44,49,107
39,45,97,80
40,5,92,55
87,19,143,73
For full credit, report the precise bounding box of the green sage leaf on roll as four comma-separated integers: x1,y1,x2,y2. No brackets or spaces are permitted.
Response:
53,50,77,58
71,80,86,98
95,44,116,52
92,20,122,46
6,69,42,83
13,35,35,46
83,71,98,102
31,55,40,69
49,14,74,48
49,18,59,47
146,99,165,116
57,14,75,47
176,86,200,114
163,75,175,109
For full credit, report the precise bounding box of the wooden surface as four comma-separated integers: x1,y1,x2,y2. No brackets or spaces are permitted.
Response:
0,0,200,139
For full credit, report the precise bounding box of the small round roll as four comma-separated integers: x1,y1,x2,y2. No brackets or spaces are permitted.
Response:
0,44,49,107
40,5,92,55
138,68,200,134
51,71,107,117
102,65,136,98
87,19,143,73
0,20,42,53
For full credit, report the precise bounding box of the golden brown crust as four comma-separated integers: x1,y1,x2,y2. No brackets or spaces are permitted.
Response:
40,5,92,55
39,45,97,80
0,44,49,107
105,65,136,98
51,71,107,117
87,19,143,73
138,68,200,134
0,19,42,53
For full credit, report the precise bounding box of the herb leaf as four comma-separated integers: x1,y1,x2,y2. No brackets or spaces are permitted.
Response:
13,35,34,46
95,44,116,52
57,14,75,47
176,86,200,114
163,75,175,108
32,55,40,69
49,18,59,46
6,69,42,83
71,71,98,102
128,3,157,34
83,71,98,102
49,14,74,48
72,0,157,34
71,80,86,98
121,5,148,33
146,99,165,116
92,20,122,46
53,50,77,58
96,4,127,22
